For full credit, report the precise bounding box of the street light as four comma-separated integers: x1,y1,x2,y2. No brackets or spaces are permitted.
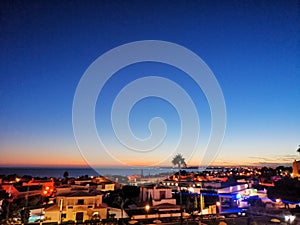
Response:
145,204,150,218
275,198,281,209
216,202,221,215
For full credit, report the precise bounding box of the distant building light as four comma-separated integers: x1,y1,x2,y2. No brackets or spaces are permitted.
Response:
188,187,194,193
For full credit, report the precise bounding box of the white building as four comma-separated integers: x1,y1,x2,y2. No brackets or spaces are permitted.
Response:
44,191,107,223
140,185,176,206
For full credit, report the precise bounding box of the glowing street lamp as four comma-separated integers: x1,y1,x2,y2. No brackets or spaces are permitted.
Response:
275,198,281,209
216,202,221,215
145,204,150,211
145,204,150,218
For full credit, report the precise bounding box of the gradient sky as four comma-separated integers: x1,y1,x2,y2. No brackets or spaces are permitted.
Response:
0,0,299,168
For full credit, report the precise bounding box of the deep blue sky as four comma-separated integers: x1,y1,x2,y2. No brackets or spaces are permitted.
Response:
0,0,299,167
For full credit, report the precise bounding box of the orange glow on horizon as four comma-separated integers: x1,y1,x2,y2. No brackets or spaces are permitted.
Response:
0,146,292,168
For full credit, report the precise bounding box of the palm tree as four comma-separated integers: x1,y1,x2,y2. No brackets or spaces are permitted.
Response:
172,153,186,225
172,153,186,171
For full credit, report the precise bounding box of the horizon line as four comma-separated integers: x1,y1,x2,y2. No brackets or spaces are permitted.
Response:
0,163,292,169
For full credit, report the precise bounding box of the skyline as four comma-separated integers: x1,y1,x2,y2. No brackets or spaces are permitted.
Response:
0,0,299,168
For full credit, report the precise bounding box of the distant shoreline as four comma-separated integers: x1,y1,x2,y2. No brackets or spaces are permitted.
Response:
0,163,291,178
0,166,176,178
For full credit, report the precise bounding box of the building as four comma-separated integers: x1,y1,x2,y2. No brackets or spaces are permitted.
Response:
92,177,116,192
140,184,176,206
292,160,300,177
44,191,107,223
24,178,55,197
73,176,116,192
1,178,54,200
1,184,43,200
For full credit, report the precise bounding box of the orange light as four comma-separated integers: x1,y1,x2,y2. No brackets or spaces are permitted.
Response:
43,190,48,195
145,204,150,211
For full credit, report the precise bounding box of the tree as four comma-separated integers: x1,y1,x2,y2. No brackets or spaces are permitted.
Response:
20,208,30,224
63,171,69,184
63,171,69,179
172,154,186,191
122,186,140,200
267,177,300,203
172,153,187,200
172,153,186,225
172,153,186,171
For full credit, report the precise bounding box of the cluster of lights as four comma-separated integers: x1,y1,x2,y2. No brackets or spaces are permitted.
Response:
43,186,54,196
285,215,295,223
165,167,270,183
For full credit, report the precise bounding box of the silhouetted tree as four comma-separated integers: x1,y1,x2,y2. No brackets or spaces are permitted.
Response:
122,186,140,199
172,153,187,170
172,153,186,206
172,153,187,225
63,171,69,179
20,208,30,223
267,177,300,203
63,171,69,184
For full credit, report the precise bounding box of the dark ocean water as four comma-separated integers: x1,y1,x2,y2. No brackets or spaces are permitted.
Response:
0,167,176,178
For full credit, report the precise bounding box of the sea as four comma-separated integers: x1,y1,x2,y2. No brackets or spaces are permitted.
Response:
0,167,178,178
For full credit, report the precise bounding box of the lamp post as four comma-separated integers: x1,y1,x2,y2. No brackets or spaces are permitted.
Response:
216,202,221,216
275,198,281,209
59,198,63,224
145,204,150,219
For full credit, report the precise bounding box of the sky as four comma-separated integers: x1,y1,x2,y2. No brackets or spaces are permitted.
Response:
0,0,299,168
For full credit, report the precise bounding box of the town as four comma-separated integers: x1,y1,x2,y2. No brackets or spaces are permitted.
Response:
1,155,300,225
1,0,298,224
